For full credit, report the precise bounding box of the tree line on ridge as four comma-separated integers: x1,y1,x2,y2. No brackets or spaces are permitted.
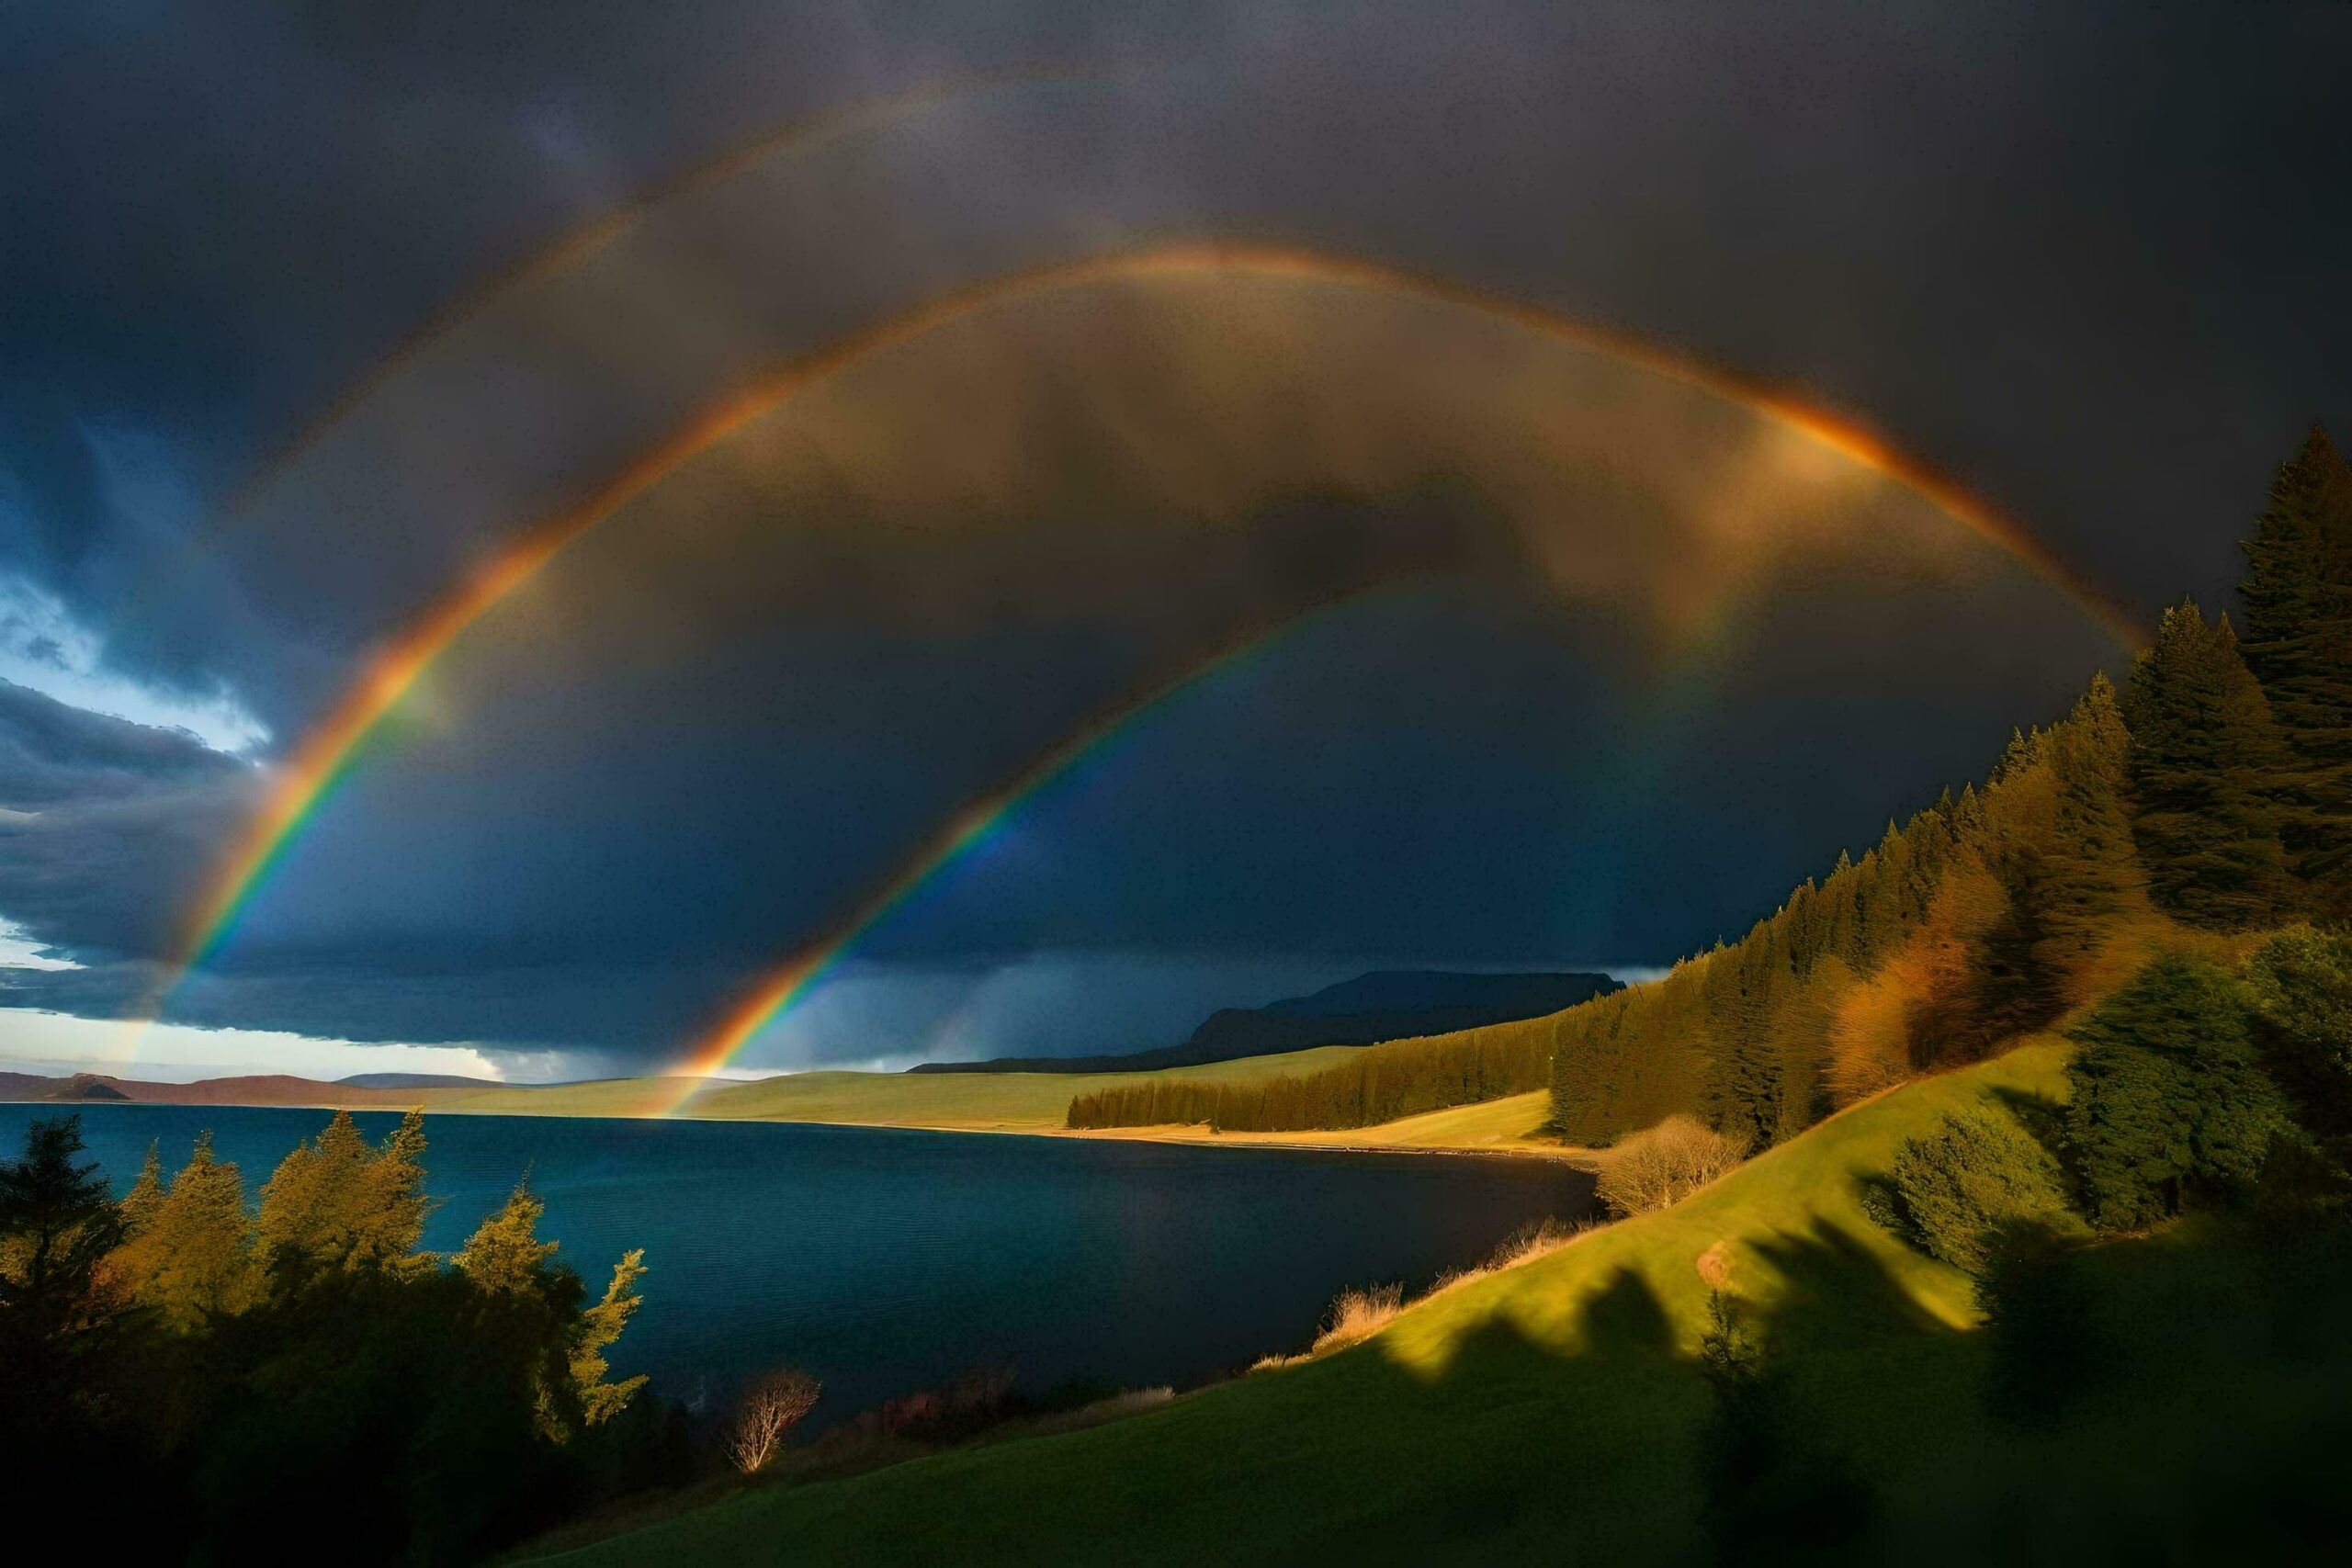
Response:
1069,428,2352,1145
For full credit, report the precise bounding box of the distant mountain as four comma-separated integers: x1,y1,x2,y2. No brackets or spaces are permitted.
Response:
46,1073,130,1100
0,1071,449,1107
334,1072,504,1089
0,1071,62,1101
909,969,1623,1075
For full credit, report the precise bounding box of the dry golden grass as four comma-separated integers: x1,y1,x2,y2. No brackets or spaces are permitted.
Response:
1252,1218,1601,1373
1309,1281,1405,1353
1427,1215,1589,1295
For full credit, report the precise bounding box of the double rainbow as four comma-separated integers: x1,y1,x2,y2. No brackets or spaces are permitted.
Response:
151,242,2143,1089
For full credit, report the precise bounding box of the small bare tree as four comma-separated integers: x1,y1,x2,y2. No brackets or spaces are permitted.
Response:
1593,1116,1745,1217
727,1368,821,1474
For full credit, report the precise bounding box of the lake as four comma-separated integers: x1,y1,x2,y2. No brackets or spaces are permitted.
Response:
4,1103,1596,1424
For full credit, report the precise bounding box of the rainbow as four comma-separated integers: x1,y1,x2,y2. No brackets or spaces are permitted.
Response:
219,65,1105,518
148,239,2144,1064
662,588,1404,1109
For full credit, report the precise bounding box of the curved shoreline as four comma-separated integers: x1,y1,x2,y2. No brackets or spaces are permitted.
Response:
5,1083,1593,1163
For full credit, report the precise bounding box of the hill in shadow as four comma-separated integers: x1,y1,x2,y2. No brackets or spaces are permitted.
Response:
910,969,1623,1075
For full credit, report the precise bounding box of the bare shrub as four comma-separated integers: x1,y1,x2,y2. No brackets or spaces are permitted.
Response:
1593,1116,1744,1217
727,1368,820,1474
866,1366,1018,1443
1311,1281,1404,1353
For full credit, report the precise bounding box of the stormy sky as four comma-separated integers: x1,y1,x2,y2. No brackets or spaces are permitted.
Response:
2,2,2345,1081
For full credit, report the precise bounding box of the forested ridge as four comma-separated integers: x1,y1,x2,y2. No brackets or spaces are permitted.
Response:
1071,428,2352,1143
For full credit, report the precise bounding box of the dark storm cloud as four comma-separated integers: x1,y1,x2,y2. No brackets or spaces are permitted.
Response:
0,680,254,961
9,2,2343,716
0,677,239,806
2,2,2344,1068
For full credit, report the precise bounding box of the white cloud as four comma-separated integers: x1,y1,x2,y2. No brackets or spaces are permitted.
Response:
0,917,81,970
0,1008,505,1084
0,572,269,754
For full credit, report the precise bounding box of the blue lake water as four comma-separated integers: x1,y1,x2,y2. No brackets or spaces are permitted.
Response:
3,1103,1595,1423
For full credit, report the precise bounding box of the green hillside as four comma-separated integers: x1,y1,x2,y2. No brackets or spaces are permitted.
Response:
522,1043,2087,1565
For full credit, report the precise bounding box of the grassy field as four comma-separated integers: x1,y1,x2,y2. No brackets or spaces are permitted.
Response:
390,1046,1367,1129
25,1048,1576,1156
690,1046,1367,1129
522,1042,2116,1566
1070,1089,1568,1155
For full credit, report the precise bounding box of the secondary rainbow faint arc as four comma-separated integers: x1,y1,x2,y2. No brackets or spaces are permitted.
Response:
216,64,1102,521
159,238,2145,1049
663,588,1402,1108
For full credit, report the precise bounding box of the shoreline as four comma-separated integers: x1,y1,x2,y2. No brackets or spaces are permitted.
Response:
3,1090,1596,1165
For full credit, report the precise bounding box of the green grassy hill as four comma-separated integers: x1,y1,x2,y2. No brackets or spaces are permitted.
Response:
522,1042,2117,1566
392,1045,1366,1128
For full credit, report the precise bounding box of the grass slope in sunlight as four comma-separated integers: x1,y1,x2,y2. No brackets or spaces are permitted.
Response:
406,1046,1366,1128
1104,1089,1566,1153
524,1043,2074,1567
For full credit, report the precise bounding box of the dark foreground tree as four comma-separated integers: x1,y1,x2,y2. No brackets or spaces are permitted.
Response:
0,1114,126,1346
2246,925,2352,1136
2237,427,2352,917
1695,1291,1877,1562
2064,955,2299,1228
2040,673,2143,960
2122,600,2296,928
3,1114,676,1565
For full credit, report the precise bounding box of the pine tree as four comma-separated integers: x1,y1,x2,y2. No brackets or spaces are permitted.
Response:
2237,425,2352,916
352,1109,432,1271
2064,955,2295,1228
571,1249,650,1427
1703,922,1792,1149
1992,726,2034,784
1765,957,1841,1141
119,1140,165,1240
1966,848,2066,1052
1824,850,1861,969
1951,782,1985,840
124,1132,256,1332
1784,878,1828,975
458,1182,560,1295
256,1110,373,1283
2121,599,2294,928
2039,673,2144,963
0,1115,128,1340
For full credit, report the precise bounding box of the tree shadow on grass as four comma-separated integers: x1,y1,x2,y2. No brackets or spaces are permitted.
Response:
1301,1279,1712,1567
570,1241,1968,1567
1743,1220,1956,1354
1984,1082,2069,1153
1578,1263,1677,1359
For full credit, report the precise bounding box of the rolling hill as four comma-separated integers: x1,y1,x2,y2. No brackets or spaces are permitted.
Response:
910,969,1621,1075
526,1030,2352,1564
521,1043,2067,1564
